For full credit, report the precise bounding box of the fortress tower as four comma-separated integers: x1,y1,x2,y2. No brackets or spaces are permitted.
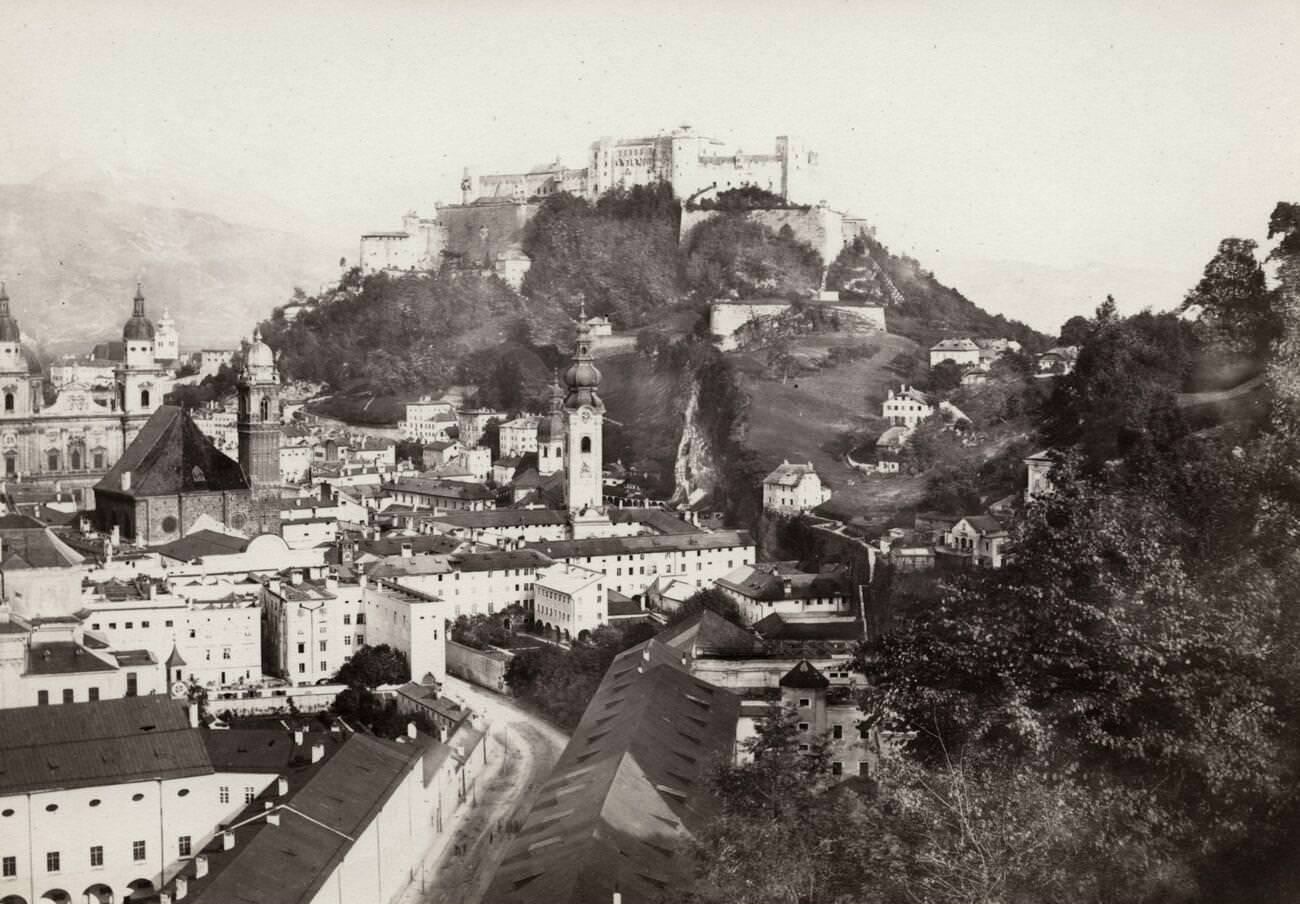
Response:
563,308,604,516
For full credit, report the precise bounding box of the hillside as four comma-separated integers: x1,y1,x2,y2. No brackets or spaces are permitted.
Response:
0,179,329,352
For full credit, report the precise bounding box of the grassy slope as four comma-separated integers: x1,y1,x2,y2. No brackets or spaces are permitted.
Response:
729,331,928,522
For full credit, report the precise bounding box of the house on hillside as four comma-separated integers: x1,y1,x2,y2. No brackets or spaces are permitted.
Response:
1036,345,1079,377
882,385,933,428
1024,448,1057,500
929,338,981,368
762,460,831,513
941,514,1010,568
874,425,910,474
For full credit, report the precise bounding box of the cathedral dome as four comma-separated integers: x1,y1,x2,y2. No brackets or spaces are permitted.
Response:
122,283,156,341
0,284,20,343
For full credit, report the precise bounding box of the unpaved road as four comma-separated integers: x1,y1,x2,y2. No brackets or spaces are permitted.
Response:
405,675,567,904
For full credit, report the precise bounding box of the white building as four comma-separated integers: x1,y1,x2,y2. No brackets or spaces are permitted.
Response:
155,306,180,362
882,385,934,429
761,460,831,514
715,564,849,626
533,562,605,640
928,338,982,368
498,416,539,458
399,400,457,443
1024,449,1056,501
378,549,549,622
0,696,280,904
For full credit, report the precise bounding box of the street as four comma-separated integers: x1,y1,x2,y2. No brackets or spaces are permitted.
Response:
395,674,568,904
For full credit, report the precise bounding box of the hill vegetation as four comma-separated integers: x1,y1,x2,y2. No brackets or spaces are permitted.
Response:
691,203,1300,904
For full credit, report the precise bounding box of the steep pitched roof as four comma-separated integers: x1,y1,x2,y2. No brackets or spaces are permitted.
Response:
96,406,250,497
486,639,740,904
779,659,830,689
658,609,761,656
0,515,85,568
763,461,819,487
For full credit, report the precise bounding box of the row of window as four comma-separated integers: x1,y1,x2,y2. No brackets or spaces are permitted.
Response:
1,838,178,878
37,675,136,705
90,619,175,630
218,785,258,804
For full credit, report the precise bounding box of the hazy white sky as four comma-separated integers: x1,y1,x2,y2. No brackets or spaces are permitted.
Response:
0,0,1297,329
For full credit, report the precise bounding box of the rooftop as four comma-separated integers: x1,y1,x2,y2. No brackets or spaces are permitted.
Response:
26,641,119,675
526,529,753,560
0,696,212,794
763,461,819,487
96,406,249,498
151,529,251,561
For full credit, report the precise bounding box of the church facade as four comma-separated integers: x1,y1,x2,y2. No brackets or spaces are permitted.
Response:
0,284,171,486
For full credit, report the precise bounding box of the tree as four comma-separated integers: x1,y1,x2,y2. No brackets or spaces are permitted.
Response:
925,360,964,394
1058,314,1091,347
1181,237,1278,355
332,644,410,688
331,686,407,738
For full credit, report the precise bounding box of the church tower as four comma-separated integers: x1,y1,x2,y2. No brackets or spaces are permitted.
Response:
536,374,566,477
117,283,165,442
0,284,36,420
237,329,281,495
563,309,604,513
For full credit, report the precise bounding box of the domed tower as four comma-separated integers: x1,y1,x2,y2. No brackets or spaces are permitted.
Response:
0,284,36,419
563,308,604,513
536,373,566,477
237,329,281,492
117,283,165,435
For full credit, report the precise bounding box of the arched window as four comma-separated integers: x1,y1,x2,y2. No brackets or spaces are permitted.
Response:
93,450,104,470
140,389,150,409
3,392,12,413
4,452,14,477
260,397,270,421
47,450,58,472
581,436,591,454
70,448,81,470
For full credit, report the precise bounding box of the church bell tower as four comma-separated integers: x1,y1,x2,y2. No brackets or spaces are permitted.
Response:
237,329,282,533
563,307,604,514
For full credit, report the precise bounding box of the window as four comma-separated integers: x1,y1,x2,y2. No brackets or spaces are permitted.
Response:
297,642,305,654
71,448,81,470
37,690,48,706
178,835,191,857
343,614,351,625
62,688,73,704
2,392,11,412
832,724,843,739
142,621,150,629
126,673,138,697
165,620,173,628
219,786,230,804
90,845,103,867
344,635,351,646
244,786,255,803
832,761,843,776
319,640,327,652
356,614,365,625
140,389,150,409
94,450,104,469
581,436,591,453
47,450,58,471
859,762,870,776
797,722,809,732
222,648,231,660
46,851,60,873
1,855,14,877
89,687,99,702
798,698,810,708
320,660,326,672
298,663,305,674
133,840,146,862
3,452,12,477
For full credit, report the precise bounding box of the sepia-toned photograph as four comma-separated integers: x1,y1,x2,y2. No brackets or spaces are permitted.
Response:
0,1,1297,902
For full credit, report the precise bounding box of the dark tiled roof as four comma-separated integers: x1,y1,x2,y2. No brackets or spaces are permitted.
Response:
527,529,752,560
0,516,85,568
187,732,427,904
658,610,761,656
203,728,300,772
355,534,466,557
716,565,845,602
753,614,865,642
606,592,644,617
450,549,553,572
486,639,740,904
383,477,494,500
26,641,118,675
96,406,250,497
429,508,569,529
779,659,830,689
0,696,212,794
608,508,698,536
150,529,251,561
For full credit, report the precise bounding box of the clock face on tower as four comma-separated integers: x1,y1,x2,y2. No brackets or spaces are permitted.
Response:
580,408,592,422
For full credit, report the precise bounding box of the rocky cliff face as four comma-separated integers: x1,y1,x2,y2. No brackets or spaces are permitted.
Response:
671,375,722,507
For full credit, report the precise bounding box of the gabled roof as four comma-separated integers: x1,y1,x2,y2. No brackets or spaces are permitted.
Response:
715,564,845,602
527,530,753,561
931,338,979,351
96,406,250,497
958,514,1009,536
753,613,865,642
658,609,761,656
486,639,740,904
779,659,830,689
151,529,251,561
0,696,212,794
0,515,85,568
26,641,118,675
763,461,819,487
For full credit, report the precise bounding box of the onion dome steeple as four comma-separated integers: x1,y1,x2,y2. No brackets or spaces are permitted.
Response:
122,282,156,341
0,283,20,343
563,302,603,411
537,370,566,442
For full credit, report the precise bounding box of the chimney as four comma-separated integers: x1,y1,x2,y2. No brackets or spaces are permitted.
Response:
277,776,289,796
292,729,304,746
220,831,235,851
325,572,338,592
290,570,303,586
173,876,188,900
310,742,324,764
110,525,120,547
406,721,417,740
187,702,200,728
159,894,172,904
782,578,793,598
122,470,132,492
401,542,413,558
266,810,281,826
194,855,209,878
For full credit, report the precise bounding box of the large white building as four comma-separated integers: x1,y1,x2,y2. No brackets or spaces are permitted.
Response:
761,461,831,514
882,385,934,429
399,400,457,443
531,562,605,640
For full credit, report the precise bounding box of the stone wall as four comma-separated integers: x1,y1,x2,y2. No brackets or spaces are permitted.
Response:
446,640,512,694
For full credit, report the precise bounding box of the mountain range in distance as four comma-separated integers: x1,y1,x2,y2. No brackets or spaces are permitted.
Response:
0,160,341,355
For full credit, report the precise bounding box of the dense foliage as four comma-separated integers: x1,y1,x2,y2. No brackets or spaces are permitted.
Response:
683,217,823,301
331,643,410,688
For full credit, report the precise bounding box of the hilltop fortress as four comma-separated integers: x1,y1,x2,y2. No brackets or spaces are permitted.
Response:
360,126,822,286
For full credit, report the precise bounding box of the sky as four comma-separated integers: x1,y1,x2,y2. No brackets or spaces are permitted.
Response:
0,0,1297,332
